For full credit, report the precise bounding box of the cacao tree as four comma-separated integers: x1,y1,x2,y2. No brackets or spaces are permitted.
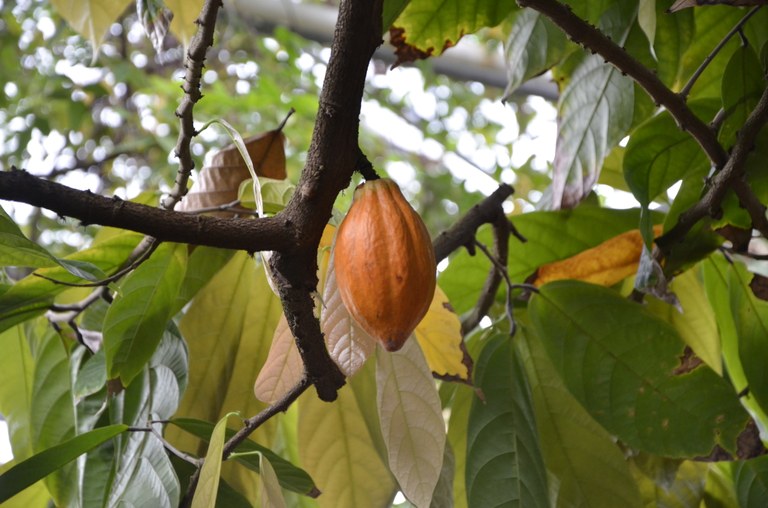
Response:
1,0,768,506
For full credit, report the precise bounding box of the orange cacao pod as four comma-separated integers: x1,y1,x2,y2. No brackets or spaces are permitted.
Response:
334,178,436,352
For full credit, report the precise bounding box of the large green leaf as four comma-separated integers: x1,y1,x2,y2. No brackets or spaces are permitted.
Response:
172,246,234,316
439,207,646,314
550,5,635,208
171,417,318,497
623,100,718,206
732,455,768,508
520,330,642,508
28,324,78,506
529,281,750,457
0,424,128,504
393,0,516,55
0,233,142,334
166,252,283,502
503,9,568,98
719,43,767,148
679,7,743,99
298,384,394,507
104,242,188,386
466,335,549,508
0,206,58,269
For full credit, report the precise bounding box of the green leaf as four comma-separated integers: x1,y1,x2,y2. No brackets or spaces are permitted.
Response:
439,207,647,314
74,349,107,399
172,246,234,316
430,442,455,508
446,383,473,508
0,424,128,504
382,0,410,31
165,251,284,497
645,266,722,375
393,0,516,55
193,413,233,508
170,418,318,497
49,0,134,54
623,100,718,206
503,9,568,98
0,326,36,463
298,382,394,507
376,339,446,507
171,455,253,508
0,206,58,269
550,5,635,208
529,281,750,457
257,453,288,508
466,335,549,508
732,455,768,508
637,0,656,54
104,242,188,386
719,43,767,148
0,233,142,334
520,330,642,508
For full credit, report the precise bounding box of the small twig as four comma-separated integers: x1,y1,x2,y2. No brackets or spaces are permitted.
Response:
179,199,259,216
733,179,768,239
355,147,380,180
473,240,517,335
276,107,296,132
49,286,108,315
679,6,762,99
162,0,224,210
180,378,311,508
33,238,159,287
127,425,202,466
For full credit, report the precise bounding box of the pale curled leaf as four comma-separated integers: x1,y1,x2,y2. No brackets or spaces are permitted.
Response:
376,339,446,508
258,453,288,508
253,315,303,404
192,413,234,508
321,257,376,378
165,0,204,48
414,286,469,382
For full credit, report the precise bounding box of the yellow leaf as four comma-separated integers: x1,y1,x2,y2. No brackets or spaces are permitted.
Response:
532,225,664,287
257,453,288,508
253,315,303,404
165,0,205,48
298,385,395,508
167,252,282,503
191,413,234,508
50,0,133,55
414,286,470,382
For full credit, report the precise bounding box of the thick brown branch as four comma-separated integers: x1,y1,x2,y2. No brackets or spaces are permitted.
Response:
658,85,768,251
517,0,728,168
433,184,515,262
0,168,292,252
163,0,223,210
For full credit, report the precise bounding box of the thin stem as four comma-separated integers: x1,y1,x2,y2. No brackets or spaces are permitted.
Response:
679,6,763,99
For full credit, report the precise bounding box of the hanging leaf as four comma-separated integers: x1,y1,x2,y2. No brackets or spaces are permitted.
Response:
49,0,133,55
529,280,750,457
376,339,446,508
253,315,303,404
520,331,642,508
321,257,376,378
0,424,128,504
638,0,657,53
466,335,549,508
298,385,395,507
550,6,636,208
104,242,188,386
503,9,568,98
137,0,173,54
192,413,233,508
719,43,767,148
257,453,288,508
531,226,663,287
732,455,768,508
414,285,470,382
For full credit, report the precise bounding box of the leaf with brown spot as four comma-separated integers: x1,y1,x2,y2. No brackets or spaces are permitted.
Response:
749,274,768,302
531,225,663,287
672,346,704,376
178,130,287,216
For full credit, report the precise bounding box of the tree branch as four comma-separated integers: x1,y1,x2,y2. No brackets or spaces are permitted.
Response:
517,0,728,168
162,0,223,209
657,84,768,252
432,184,515,262
0,168,292,252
